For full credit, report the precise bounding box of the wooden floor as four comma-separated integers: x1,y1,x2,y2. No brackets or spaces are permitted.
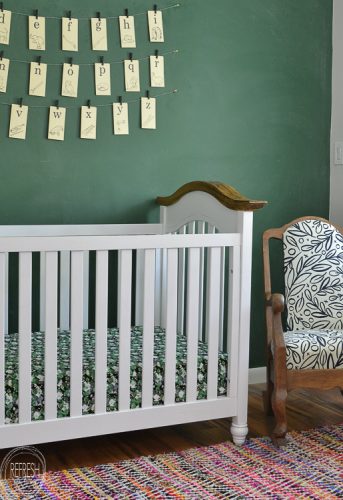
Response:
1,384,341,472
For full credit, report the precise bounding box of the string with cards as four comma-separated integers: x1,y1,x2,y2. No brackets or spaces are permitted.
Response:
4,90,178,140
0,3,180,140
0,4,180,48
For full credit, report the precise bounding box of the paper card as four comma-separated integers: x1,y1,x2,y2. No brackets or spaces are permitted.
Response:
150,55,165,87
29,62,47,97
48,106,66,141
148,10,164,43
141,97,156,129
124,59,140,92
81,106,97,139
0,57,10,93
9,104,28,140
28,16,46,50
119,15,136,48
95,63,111,96
113,103,129,135
61,63,79,98
62,17,78,51
91,18,108,51
0,10,12,45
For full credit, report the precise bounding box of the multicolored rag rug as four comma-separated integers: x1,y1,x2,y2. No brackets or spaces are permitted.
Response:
0,424,342,499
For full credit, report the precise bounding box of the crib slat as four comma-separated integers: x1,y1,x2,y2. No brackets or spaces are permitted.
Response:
4,253,8,335
160,249,168,329
118,250,132,412
0,254,5,425
154,249,162,327
218,248,226,350
44,252,58,420
206,247,221,400
228,245,241,399
187,222,196,234
83,251,89,329
40,252,46,332
198,221,205,341
142,249,155,409
95,250,108,414
60,251,70,330
164,249,178,405
135,250,144,325
186,247,200,402
177,226,186,335
19,252,32,424
70,251,84,417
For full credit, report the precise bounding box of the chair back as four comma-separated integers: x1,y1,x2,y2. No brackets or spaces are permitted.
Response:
263,217,343,337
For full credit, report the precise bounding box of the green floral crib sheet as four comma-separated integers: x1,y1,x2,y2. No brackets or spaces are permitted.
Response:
4,326,229,424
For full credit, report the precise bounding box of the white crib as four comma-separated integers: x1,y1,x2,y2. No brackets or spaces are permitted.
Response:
0,181,265,449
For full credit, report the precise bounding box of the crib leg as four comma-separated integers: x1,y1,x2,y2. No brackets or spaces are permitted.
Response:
230,418,248,446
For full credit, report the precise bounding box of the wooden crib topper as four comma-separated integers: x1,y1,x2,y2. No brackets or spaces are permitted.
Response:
156,181,267,212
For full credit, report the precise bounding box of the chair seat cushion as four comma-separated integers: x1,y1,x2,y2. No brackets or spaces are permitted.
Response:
283,329,343,370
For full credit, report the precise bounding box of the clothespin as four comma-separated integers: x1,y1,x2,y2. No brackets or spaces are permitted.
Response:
97,11,101,21
0,51,3,61
35,9,39,19
119,96,123,106
154,4,158,14
19,97,23,108
100,56,104,66
125,8,129,18
155,50,159,59
87,99,91,109
129,52,133,62
56,100,60,109
0,3,3,13
37,56,41,65
69,57,73,67
147,90,150,100
68,11,72,20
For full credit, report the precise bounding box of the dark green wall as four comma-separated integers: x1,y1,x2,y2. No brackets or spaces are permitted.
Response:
0,0,332,366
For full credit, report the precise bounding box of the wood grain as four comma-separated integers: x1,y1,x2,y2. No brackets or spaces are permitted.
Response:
0,384,341,472
156,181,267,211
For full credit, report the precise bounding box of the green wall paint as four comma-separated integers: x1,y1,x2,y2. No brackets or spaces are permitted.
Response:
0,0,332,367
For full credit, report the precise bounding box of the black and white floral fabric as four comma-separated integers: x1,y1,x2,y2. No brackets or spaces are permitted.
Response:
283,219,343,370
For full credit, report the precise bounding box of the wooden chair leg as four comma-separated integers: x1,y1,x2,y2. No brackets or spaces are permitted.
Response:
263,359,274,416
271,386,288,439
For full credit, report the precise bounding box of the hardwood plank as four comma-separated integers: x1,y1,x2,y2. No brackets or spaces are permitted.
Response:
0,384,341,472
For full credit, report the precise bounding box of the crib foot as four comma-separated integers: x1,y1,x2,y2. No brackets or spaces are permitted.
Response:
230,422,248,446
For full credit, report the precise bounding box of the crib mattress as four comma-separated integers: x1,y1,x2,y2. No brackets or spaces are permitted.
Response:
4,327,228,424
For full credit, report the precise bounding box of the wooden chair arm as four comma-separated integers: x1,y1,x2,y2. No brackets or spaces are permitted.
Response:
266,293,286,352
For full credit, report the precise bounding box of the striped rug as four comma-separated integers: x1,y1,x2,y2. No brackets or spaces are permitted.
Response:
0,424,342,499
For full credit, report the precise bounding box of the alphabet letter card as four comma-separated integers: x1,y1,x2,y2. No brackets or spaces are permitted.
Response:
148,10,164,42
91,17,108,51
119,15,136,48
29,61,47,97
61,62,79,97
141,97,156,129
124,59,140,92
0,57,10,93
95,62,111,96
9,104,28,140
0,9,11,45
48,106,66,141
150,55,165,87
113,102,129,135
81,105,97,139
28,15,46,50
62,17,78,51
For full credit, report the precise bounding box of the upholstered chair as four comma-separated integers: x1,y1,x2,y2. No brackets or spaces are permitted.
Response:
263,217,343,440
